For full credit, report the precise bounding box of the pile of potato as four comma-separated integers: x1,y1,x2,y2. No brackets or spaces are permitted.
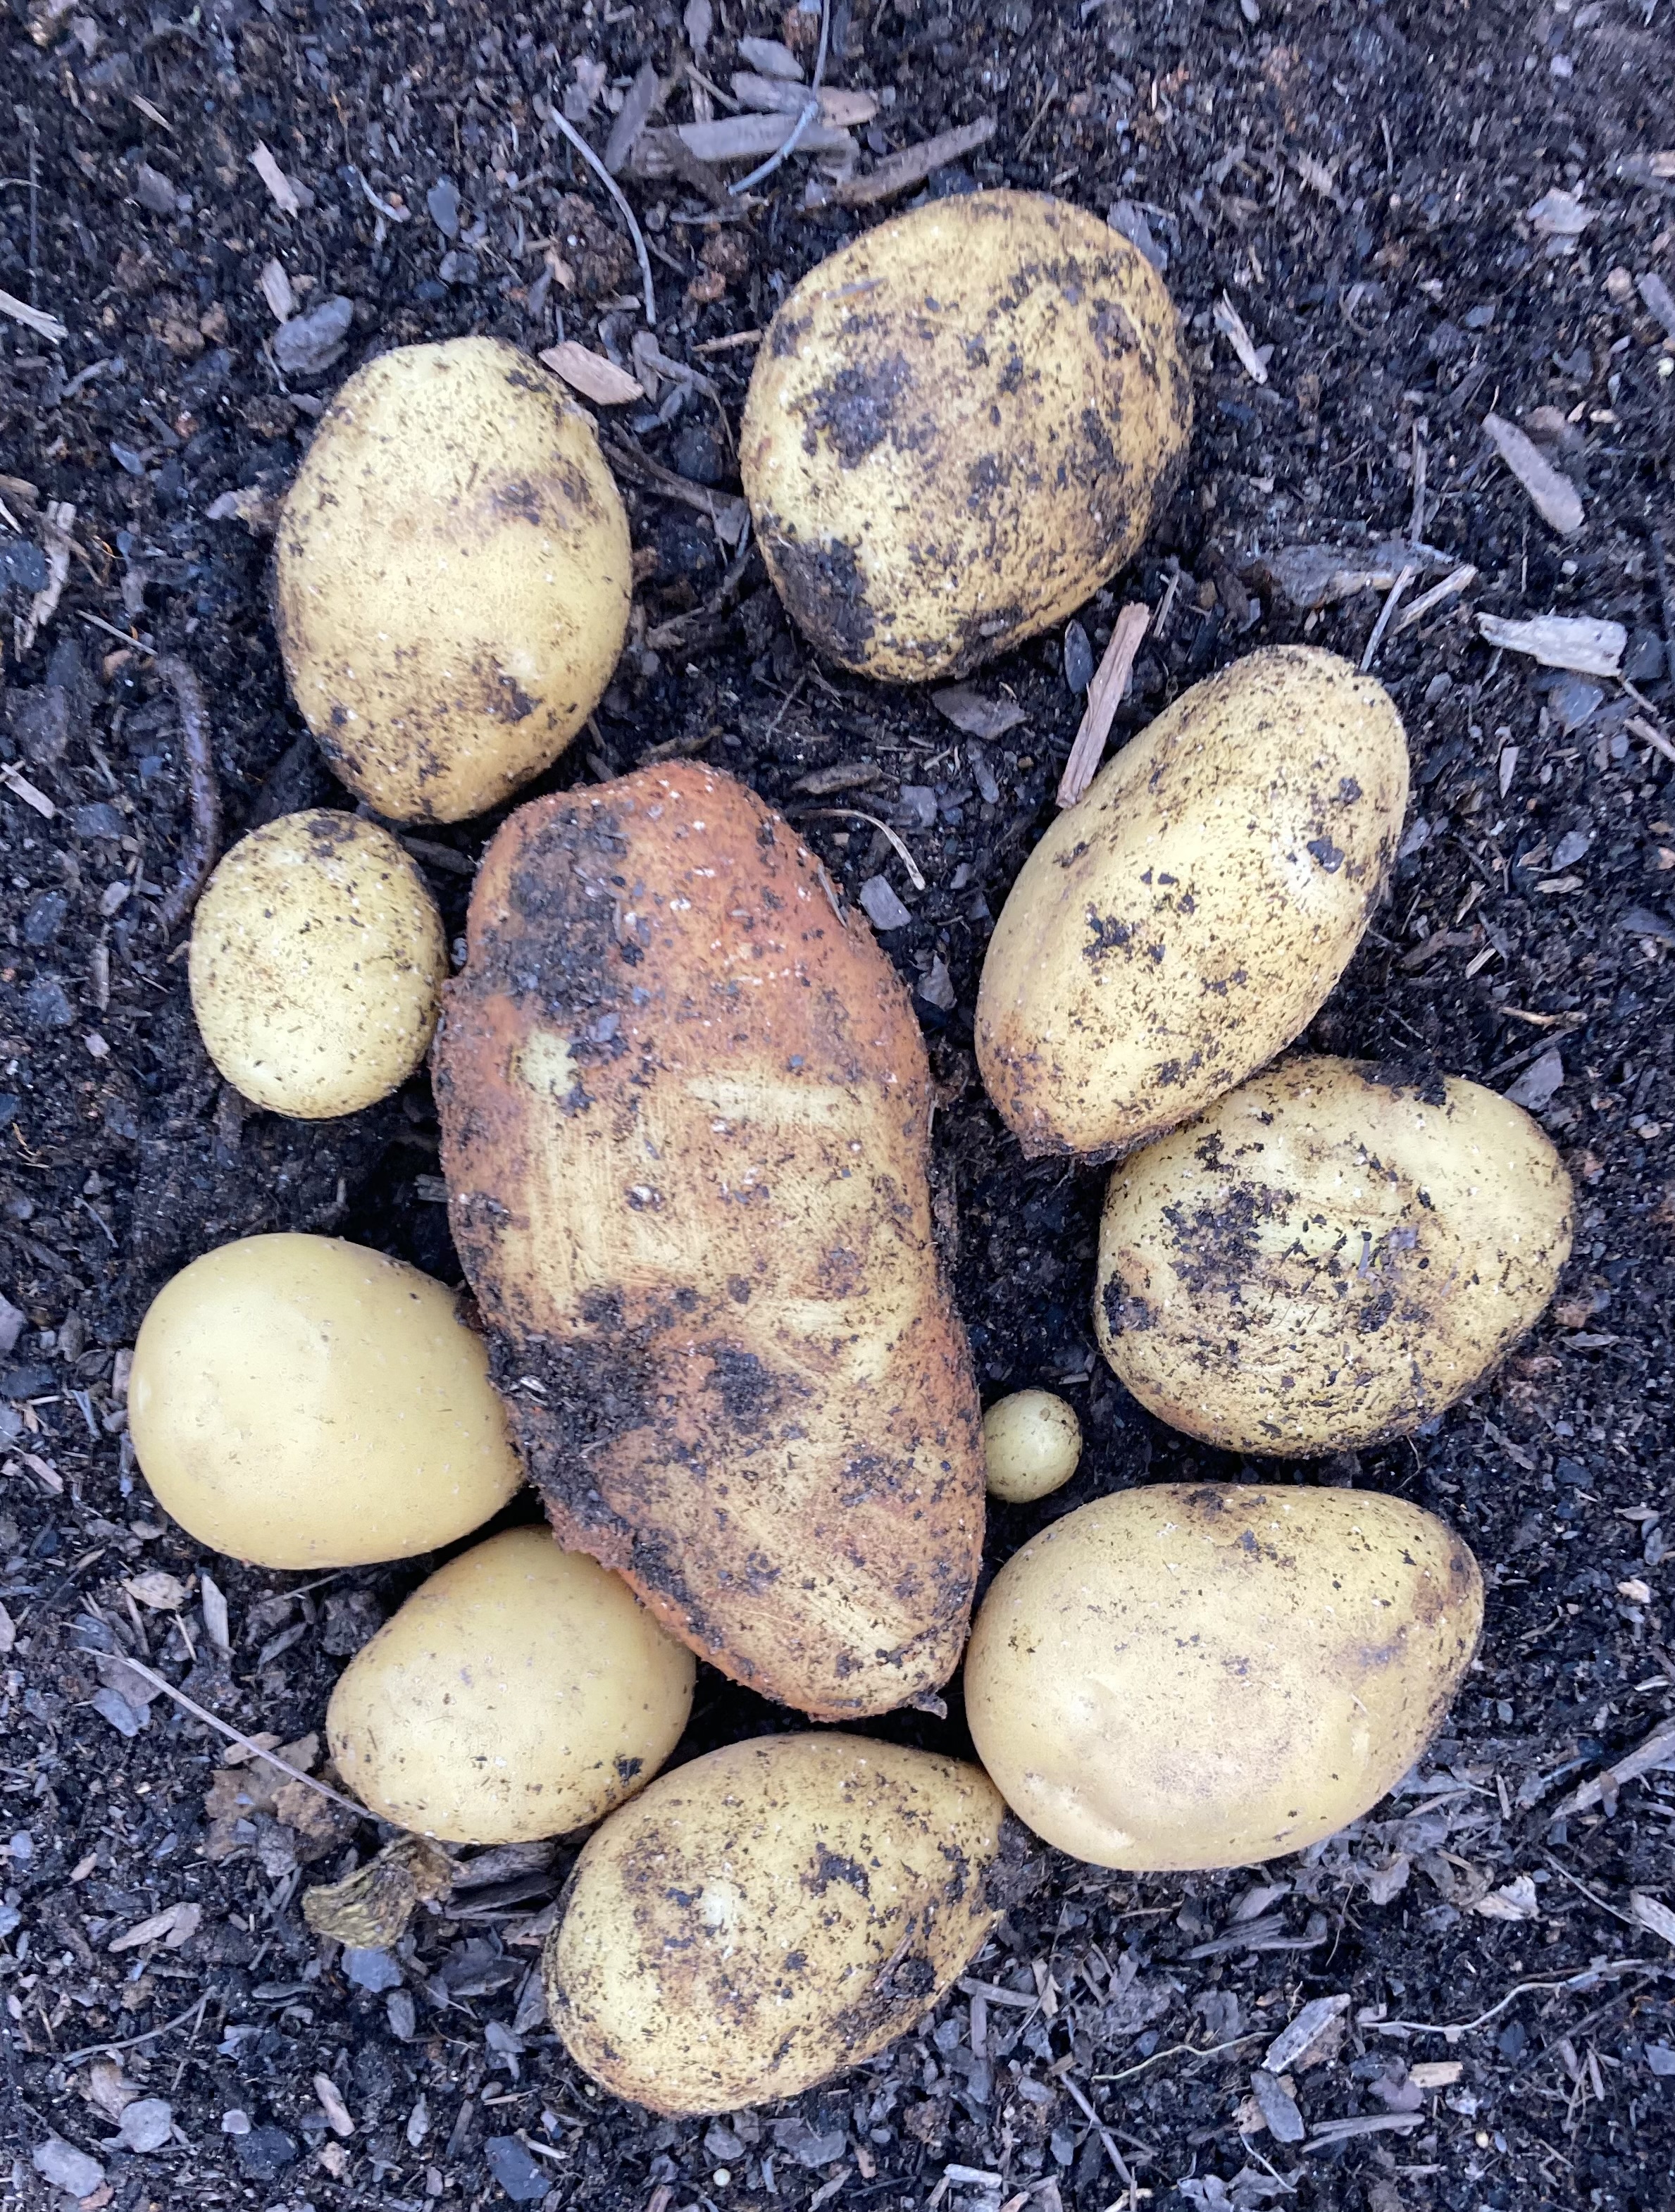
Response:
125,189,1576,2119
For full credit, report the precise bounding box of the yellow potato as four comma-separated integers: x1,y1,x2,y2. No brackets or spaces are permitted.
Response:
546,1734,1007,2112
983,1389,1081,1503
976,648,1409,1157
189,810,446,1119
129,1234,523,1568
1095,1057,1574,1453
741,191,1190,681
274,335,631,824
327,1528,694,1844
965,1483,1482,1870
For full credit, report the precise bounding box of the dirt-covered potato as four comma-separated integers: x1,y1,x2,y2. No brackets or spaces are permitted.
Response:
274,335,631,824
740,191,1190,681
128,1234,523,1568
435,763,985,1721
327,1527,694,1844
1095,1055,1574,1453
966,1483,1482,1870
545,1734,1007,2112
983,1389,1081,1503
189,810,445,1119
976,648,1409,1157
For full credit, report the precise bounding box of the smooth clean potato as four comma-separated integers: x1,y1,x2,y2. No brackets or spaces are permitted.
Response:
965,1483,1483,1870
435,764,985,1721
741,191,1191,681
274,336,631,824
976,648,1409,1157
327,1528,694,1843
129,1234,523,1568
546,1734,1007,2113
189,810,446,1119
1095,1057,1574,1453
983,1389,1081,1503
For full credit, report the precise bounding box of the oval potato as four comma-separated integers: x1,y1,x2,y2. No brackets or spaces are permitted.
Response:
546,1734,1007,2112
128,1234,523,1568
983,1388,1081,1503
741,191,1191,681
965,1483,1483,1870
1095,1057,1574,1453
327,1527,694,1843
975,648,1409,1157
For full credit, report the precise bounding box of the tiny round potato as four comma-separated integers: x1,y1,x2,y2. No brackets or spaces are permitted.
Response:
741,191,1191,681
274,335,632,824
983,1389,1082,1503
189,810,446,1119
976,648,1410,1157
128,1234,523,1568
327,1528,695,1844
965,1483,1483,1870
1095,1057,1574,1453
546,1734,1007,2113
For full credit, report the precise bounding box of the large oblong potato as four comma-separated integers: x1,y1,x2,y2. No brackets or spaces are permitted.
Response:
274,335,631,824
741,191,1191,681
546,1734,1007,2113
434,764,985,1720
976,647,1409,1157
965,1483,1483,1870
1095,1056,1574,1453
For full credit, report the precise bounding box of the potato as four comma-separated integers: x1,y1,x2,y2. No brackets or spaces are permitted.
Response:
740,191,1190,681
983,1389,1081,1503
274,335,631,824
129,1234,523,1568
1095,1055,1574,1453
327,1527,693,1843
435,763,985,1720
189,810,446,1119
965,1482,1482,1870
546,1733,1007,2112
976,648,1409,1157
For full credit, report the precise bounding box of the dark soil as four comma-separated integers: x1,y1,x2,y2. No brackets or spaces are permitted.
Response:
2,3,1674,2211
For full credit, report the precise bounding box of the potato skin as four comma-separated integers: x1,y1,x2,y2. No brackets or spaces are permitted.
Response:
741,191,1191,681
327,1527,694,1844
273,336,631,824
1095,1057,1574,1453
545,1734,1007,2113
433,764,985,1720
975,648,1409,1157
964,1484,1483,1870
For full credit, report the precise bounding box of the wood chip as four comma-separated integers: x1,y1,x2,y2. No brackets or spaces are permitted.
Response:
1637,271,1675,342
1632,1891,1675,1948
540,341,644,405
933,685,1027,740
1264,1994,1350,2074
1555,1716,1675,1817
109,1901,201,1953
637,113,854,170
0,762,56,819
199,1569,231,1653
249,141,303,216
0,287,68,344
1212,290,1268,383
17,496,74,656
1393,561,1478,634
1482,413,1583,533
732,73,878,125
1477,611,1625,676
259,258,295,322
313,2075,355,2138
1409,2061,1463,2089
1057,602,1150,807
835,116,997,207
737,34,802,77
604,60,663,174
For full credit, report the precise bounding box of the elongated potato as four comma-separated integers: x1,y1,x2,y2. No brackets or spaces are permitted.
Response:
434,764,985,1720
742,191,1191,681
965,1484,1482,1869
546,1734,1007,2112
976,648,1409,1157
1095,1056,1574,1453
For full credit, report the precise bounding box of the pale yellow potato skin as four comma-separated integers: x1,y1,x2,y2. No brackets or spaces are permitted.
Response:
975,648,1410,1157
741,191,1191,681
273,336,631,824
964,1483,1483,1870
1095,1057,1574,1453
189,809,446,1119
546,1734,1007,2113
983,1389,1082,1503
327,1528,694,1844
128,1234,523,1568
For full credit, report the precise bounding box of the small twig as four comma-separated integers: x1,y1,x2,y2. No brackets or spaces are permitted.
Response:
1409,416,1428,546
153,657,222,936
111,1656,368,1820
730,0,829,195
1059,2075,1135,2204
56,1994,211,2071
1057,602,1150,807
1392,561,1478,635
1360,561,1416,671
790,807,926,889
1092,2032,1265,2085
549,110,656,328
1366,1958,1660,2042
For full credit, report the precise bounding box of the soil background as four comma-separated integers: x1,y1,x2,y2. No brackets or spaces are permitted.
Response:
3,1,1675,2209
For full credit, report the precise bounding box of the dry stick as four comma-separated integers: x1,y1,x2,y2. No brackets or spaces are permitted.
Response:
1059,2074,1137,2207
549,110,656,328
153,657,222,936
113,1655,369,1820
790,807,926,888
56,1994,211,2071
1057,602,1150,807
1393,561,1478,636
730,0,829,195
1360,561,1416,671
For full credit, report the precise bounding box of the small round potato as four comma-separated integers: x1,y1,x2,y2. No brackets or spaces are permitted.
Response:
189,810,446,1119
983,1389,1082,1503
274,335,632,823
741,191,1191,681
1095,1057,1574,1453
546,1734,1007,2113
327,1528,695,1844
129,1234,523,1568
965,1483,1483,1870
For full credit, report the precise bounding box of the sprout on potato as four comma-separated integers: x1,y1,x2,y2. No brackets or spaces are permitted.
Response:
983,1388,1081,1503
